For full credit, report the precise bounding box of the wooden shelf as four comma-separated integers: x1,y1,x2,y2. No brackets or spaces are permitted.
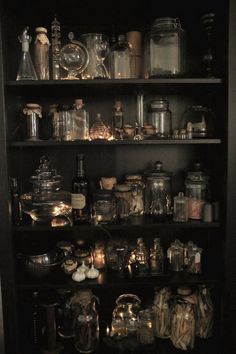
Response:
9,139,222,147
6,78,223,87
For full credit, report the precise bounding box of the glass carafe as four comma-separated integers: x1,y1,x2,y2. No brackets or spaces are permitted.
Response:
71,290,99,353
111,294,141,337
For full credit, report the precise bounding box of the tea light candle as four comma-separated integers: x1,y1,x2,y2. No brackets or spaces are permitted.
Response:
93,242,106,269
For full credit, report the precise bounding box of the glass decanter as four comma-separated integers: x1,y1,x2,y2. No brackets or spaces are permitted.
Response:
89,113,112,140
16,27,38,80
59,32,89,80
20,155,71,223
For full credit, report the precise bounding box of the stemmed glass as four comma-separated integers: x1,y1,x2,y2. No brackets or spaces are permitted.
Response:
94,34,110,79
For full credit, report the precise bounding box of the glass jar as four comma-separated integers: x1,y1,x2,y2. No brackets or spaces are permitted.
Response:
134,238,149,275
23,103,42,141
60,104,74,141
167,239,184,272
144,17,186,78
180,105,215,138
111,294,141,337
92,190,116,224
57,289,74,338
71,290,99,353
49,104,62,141
196,285,214,339
124,174,144,215
173,192,188,222
71,99,90,140
114,184,132,219
92,242,106,270
90,113,112,140
185,162,210,220
170,287,197,350
144,161,172,219
109,34,133,79
147,98,172,138
74,249,91,267
187,246,202,274
137,309,155,345
153,287,171,338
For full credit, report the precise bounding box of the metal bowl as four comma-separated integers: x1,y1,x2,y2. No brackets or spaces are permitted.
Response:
25,257,63,279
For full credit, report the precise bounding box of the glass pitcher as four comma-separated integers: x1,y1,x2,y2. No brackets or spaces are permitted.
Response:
111,294,141,337
71,290,99,353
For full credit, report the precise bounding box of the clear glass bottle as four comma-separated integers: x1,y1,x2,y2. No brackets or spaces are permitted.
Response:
145,17,186,78
92,190,116,224
71,290,99,354
167,239,184,272
109,34,133,78
51,15,61,80
112,101,124,139
137,309,155,345
60,104,74,141
134,237,149,275
92,242,106,270
71,99,90,140
147,98,172,138
34,27,50,80
187,245,202,274
150,238,164,275
90,113,112,140
173,192,188,222
23,103,42,141
49,104,62,141
114,184,132,219
16,27,38,81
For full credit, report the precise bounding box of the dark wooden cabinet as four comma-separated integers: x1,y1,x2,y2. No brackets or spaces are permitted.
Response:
0,0,236,353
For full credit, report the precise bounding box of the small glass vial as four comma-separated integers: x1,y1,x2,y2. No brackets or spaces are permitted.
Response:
23,103,42,141
109,34,133,78
137,309,155,345
71,99,89,140
173,192,188,222
147,98,172,138
150,238,164,275
34,27,50,80
112,101,124,140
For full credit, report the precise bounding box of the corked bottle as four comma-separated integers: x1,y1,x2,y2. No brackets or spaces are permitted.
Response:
34,27,50,80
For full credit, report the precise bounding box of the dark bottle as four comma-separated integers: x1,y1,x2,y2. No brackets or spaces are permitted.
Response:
112,101,124,139
71,154,90,224
31,291,43,348
10,177,22,226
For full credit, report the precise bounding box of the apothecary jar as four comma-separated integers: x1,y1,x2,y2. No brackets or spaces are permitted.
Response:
144,17,186,78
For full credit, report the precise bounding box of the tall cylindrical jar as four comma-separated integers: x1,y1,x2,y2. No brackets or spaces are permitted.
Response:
34,27,50,80
147,98,172,138
144,18,186,78
23,103,42,141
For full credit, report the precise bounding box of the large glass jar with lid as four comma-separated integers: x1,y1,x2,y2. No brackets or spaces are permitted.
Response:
185,162,210,220
144,161,172,219
144,17,186,78
147,98,172,138
124,174,145,215
92,190,116,224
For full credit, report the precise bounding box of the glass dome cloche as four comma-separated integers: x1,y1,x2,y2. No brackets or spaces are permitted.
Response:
20,156,71,224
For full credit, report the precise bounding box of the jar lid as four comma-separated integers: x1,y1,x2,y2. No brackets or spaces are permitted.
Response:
94,190,113,200
35,27,47,33
149,98,169,111
114,184,131,192
145,161,171,179
74,249,90,258
177,286,192,296
26,103,41,109
152,17,181,29
125,174,142,181
186,162,209,182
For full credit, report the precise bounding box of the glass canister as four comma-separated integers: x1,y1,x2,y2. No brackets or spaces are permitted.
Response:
153,287,171,338
180,105,215,138
147,98,172,138
167,239,184,272
111,294,141,337
92,190,116,224
173,192,188,222
23,103,42,141
144,17,186,78
60,104,74,141
170,287,197,350
109,34,133,79
196,285,214,339
187,245,202,274
137,309,155,345
185,162,210,220
149,238,164,275
114,184,132,219
71,290,99,353
144,161,172,219
71,99,90,140
124,174,144,215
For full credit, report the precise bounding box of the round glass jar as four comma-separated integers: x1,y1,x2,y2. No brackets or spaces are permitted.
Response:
180,105,214,138
74,248,91,266
92,190,116,223
144,17,186,78
124,174,144,215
